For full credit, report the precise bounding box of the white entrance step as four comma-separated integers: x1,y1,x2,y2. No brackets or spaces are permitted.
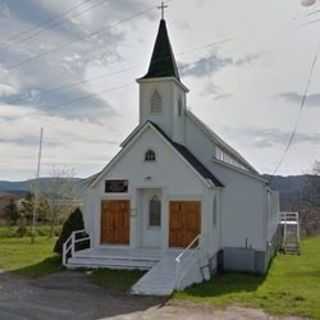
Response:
67,247,161,270
130,255,177,296
68,256,157,270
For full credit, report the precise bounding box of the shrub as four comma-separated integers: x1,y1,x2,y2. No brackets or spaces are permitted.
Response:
54,208,89,256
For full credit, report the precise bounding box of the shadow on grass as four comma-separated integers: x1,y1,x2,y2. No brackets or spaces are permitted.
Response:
181,257,275,299
182,272,266,298
90,268,146,294
12,256,64,278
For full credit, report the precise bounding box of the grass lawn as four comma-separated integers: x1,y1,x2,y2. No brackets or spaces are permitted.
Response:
1,226,319,318
175,236,320,319
0,229,143,293
0,235,62,278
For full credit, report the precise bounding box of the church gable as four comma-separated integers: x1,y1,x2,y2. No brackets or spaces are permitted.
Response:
90,122,223,190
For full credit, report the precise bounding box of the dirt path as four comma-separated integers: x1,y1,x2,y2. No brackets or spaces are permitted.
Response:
106,303,305,320
0,271,305,320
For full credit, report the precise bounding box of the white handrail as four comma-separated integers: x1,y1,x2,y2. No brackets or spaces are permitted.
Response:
176,234,201,263
175,234,203,289
62,229,89,267
280,212,299,222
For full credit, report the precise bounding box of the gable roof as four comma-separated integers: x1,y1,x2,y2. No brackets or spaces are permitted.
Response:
140,19,180,81
151,123,224,187
186,111,259,174
90,121,224,189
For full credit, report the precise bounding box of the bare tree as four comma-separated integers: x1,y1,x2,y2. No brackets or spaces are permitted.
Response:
313,161,320,175
302,162,320,208
300,161,320,236
46,167,80,238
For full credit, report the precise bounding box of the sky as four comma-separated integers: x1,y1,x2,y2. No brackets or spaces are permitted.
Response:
0,0,320,181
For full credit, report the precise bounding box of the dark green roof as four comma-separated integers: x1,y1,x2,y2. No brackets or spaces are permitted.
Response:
141,19,180,81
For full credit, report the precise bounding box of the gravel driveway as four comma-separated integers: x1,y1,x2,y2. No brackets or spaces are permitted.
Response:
0,271,305,320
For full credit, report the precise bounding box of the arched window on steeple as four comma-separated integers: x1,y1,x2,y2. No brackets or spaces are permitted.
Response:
151,90,162,113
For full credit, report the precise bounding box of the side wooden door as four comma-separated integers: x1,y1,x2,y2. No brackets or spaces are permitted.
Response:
169,201,201,248
101,200,130,245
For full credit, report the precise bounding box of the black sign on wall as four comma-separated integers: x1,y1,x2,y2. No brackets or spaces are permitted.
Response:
105,180,129,193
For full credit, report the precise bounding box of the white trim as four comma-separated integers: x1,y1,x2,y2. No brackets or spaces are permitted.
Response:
137,76,189,93
101,194,130,201
187,111,258,174
90,122,214,189
211,158,267,183
167,194,203,201
120,123,144,148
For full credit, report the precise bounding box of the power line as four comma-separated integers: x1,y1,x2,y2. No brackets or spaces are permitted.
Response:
6,36,230,106
270,44,320,178
6,1,162,71
4,0,113,50
37,82,134,111
1,0,101,46
23,64,189,117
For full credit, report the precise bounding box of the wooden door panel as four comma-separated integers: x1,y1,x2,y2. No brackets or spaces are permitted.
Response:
101,200,130,245
169,201,201,248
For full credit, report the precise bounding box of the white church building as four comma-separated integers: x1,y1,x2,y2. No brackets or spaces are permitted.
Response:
63,17,281,296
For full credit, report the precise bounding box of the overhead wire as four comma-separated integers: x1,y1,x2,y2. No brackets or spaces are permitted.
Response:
1,0,106,46
6,1,164,71
269,44,320,179
6,36,230,106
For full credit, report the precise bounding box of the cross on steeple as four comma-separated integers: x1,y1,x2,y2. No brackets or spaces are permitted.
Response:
158,1,168,20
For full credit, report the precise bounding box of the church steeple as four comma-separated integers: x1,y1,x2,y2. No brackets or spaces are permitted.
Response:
141,19,180,81
137,13,189,145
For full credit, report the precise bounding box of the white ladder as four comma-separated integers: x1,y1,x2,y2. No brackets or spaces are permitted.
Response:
281,212,301,255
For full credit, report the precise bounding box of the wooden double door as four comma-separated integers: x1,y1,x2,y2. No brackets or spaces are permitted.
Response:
101,200,130,245
169,201,201,248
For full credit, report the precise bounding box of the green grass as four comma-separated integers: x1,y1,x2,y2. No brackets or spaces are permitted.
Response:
175,236,320,319
0,225,62,238
1,226,319,318
0,236,62,278
0,229,143,291
90,269,145,294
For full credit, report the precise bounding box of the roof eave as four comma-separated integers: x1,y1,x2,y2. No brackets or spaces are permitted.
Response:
136,76,189,93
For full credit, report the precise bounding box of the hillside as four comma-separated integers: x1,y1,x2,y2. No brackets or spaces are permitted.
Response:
265,175,320,210
1,175,320,211
0,178,87,197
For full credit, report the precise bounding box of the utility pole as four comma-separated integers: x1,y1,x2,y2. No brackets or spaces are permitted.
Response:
31,128,44,244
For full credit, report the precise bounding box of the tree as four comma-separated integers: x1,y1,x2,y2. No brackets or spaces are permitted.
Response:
302,161,320,208
54,208,88,256
46,167,79,238
4,199,19,225
19,192,34,222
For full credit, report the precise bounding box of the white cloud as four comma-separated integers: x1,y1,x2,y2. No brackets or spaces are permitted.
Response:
1,0,320,180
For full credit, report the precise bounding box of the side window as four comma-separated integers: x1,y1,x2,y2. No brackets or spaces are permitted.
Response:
213,195,217,227
151,90,162,113
145,149,156,162
149,195,161,227
215,147,224,161
178,97,183,116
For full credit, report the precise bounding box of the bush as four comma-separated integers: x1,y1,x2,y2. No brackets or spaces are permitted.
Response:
54,208,89,256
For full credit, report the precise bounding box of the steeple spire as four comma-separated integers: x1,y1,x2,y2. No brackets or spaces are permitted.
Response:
140,18,180,81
